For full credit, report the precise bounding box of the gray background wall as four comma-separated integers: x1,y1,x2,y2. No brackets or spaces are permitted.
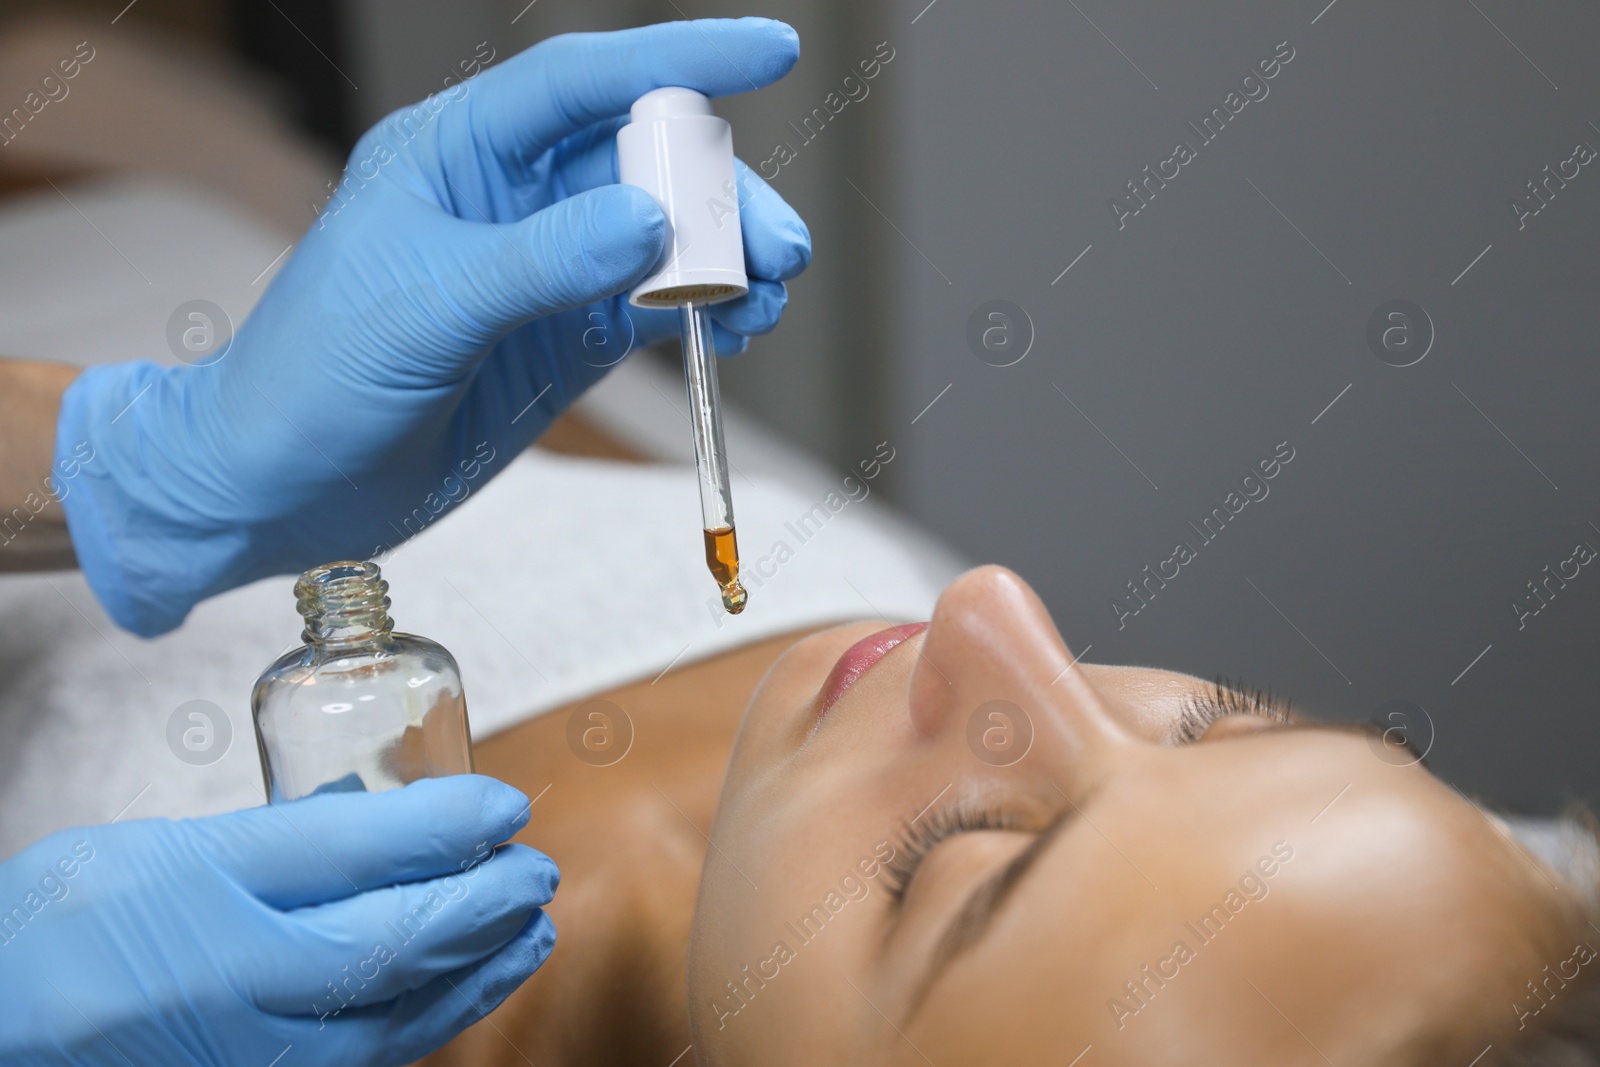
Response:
344,0,1598,814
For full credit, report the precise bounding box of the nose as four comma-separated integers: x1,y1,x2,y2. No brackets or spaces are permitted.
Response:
908,565,1129,763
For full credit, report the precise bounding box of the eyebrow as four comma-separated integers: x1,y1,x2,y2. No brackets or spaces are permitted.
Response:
902,719,1409,1021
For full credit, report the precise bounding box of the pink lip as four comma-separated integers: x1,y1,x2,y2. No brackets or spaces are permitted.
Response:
814,622,929,725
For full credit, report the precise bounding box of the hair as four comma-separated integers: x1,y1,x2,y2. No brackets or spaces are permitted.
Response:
1487,808,1600,1066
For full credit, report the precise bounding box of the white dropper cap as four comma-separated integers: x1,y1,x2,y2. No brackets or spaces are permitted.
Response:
617,87,750,308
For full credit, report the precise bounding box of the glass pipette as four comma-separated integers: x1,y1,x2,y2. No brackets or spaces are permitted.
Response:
679,303,746,614
616,86,752,614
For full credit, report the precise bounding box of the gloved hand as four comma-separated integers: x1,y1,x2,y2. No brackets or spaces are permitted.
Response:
0,776,558,1066
57,18,811,635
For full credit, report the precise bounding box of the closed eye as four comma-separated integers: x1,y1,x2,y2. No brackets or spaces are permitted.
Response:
1170,678,1290,744
903,716,1427,1023
1172,679,1424,763
889,681,1292,910
882,806,1023,908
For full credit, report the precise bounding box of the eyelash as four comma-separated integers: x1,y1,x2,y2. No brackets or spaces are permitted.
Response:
883,680,1290,907
1172,678,1290,743
883,805,1019,907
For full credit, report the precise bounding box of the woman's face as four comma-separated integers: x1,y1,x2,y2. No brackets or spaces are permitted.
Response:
688,567,1573,1066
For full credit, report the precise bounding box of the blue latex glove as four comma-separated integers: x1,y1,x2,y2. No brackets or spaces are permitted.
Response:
0,776,557,1065
57,18,811,636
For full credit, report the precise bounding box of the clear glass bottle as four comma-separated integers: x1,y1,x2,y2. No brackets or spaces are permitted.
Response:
251,561,473,804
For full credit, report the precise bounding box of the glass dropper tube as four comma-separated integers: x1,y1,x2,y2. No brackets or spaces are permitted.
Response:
679,302,747,614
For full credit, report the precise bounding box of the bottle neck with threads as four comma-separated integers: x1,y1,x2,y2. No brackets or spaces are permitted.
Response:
296,561,395,650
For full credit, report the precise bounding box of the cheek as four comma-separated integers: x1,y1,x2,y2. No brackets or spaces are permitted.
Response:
692,802,883,1002
908,886,1130,1055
